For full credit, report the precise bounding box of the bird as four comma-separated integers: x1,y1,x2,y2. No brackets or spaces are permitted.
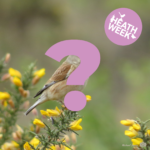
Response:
24,55,88,115
119,12,125,18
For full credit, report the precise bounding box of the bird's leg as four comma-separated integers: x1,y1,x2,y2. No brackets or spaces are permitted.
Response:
59,101,64,105
58,99,64,105
58,100,67,109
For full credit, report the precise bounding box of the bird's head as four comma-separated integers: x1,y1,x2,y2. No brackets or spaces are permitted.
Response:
66,55,80,66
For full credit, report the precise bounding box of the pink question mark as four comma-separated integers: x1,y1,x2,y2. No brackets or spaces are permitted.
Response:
45,40,100,111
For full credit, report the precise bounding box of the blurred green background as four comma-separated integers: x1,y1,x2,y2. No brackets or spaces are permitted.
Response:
0,0,150,150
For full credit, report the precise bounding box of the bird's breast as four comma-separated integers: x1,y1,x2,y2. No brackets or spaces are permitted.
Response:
46,79,87,100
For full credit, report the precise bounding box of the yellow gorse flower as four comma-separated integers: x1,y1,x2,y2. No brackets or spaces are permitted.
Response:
124,128,138,138
9,68,22,78
11,141,19,147
120,119,134,126
132,123,141,131
0,92,10,107
12,77,23,87
47,139,68,150
64,146,71,150
24,142,31,150
131,138,143,146
69,118,82,131
2,101,8,107
34,68,45,78
40,110,50,117
47,106,61,117
86,95,91,102
33,119,45,128
0,92,10,100
129,126,134,131
30,137,40,148
145,129,150,136
1,142,15,150
49,145,56,150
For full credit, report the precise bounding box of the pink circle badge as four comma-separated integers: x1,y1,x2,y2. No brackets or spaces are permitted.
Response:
105,8,142,46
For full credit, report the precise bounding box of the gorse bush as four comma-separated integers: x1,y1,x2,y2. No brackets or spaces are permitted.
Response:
0,53,91,150
121,118,150,150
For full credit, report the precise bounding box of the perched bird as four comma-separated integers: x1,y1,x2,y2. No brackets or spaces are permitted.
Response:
25,55,88,115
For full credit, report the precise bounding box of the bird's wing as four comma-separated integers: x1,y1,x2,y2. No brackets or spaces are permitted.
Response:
50,62,72,82
33,81,56,98
33,63,72,98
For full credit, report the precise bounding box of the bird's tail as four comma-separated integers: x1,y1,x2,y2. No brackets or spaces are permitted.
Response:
24,99,43,116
